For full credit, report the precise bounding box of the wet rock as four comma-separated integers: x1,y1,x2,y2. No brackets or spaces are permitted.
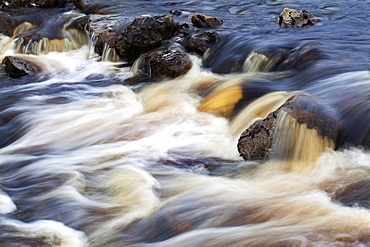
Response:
93,22,125,60
185,31,220,56
279,8,319,28
191,14,224,28
133,43,192,80
237,95,340,160
238,111,277,160
115,15,179,64
0,11,15,36
2,56,42,77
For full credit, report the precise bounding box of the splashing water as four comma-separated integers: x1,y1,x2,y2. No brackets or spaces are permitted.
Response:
0,1,369,246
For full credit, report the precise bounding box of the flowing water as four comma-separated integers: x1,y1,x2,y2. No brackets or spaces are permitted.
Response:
0,0,369,246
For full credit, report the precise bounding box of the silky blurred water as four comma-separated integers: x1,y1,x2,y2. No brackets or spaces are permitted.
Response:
0,0,369,246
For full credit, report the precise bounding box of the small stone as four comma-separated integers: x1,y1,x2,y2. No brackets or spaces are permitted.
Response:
191,14,224,28
279,8,318,28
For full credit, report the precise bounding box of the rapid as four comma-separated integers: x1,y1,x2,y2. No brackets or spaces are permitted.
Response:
0,0,369,246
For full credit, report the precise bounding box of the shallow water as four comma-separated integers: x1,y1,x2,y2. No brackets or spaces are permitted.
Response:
0,0,369,246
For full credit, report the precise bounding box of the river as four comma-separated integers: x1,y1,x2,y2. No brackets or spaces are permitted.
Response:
0,0,369,246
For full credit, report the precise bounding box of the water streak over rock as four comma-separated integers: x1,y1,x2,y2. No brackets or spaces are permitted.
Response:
238,94,340,161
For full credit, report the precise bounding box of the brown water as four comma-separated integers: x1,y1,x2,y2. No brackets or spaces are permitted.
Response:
0,1,369,246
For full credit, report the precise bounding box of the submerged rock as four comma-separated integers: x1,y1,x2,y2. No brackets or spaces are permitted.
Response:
237,95,340,160
2,56,42,77
332,179,370,209
279,8,319,28
115,15,179,64
203,34,325,74
72,0,109,14
191,14,224,28
133,43,192,80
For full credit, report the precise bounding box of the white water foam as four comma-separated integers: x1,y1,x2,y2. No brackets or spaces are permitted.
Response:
0,190,16,214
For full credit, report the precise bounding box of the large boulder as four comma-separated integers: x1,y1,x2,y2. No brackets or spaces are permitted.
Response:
237,94,340,160
279,8,320,28
2,56,42,77
115,15,179,64
133,43,192,80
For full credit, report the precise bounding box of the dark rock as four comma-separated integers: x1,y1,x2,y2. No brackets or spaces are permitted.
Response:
2,56,42,77
191,14,223,28
93,24,125,59
133,43,192,80
86,15,125,56
185,31,220,56
238,111,277,160
0,11,16,36
115,15,179,64
237,95,340,160
279,8,320,28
